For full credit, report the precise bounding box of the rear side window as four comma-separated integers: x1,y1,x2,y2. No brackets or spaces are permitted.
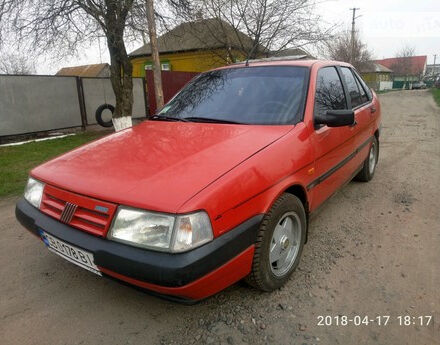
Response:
314,67,347,117
340,67,362,108
354,77,368,104
352,69,373,100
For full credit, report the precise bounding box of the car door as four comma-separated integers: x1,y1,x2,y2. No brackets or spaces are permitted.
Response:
308,66,359,210
339,67,376,169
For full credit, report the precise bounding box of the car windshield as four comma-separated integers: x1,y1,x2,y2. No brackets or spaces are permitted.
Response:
157,66,309,125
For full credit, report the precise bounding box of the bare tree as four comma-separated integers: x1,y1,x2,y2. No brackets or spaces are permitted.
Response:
326,31,372,71
1,0,138,130
172,0,329,62
0,51,35,74
391,45,416,85
129,0,190,36
0,0,14,44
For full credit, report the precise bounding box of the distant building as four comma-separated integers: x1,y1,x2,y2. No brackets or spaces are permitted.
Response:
129,18,267,76
375,56,427,83
360,63,393,91
56,63,111,77
426,64,440,76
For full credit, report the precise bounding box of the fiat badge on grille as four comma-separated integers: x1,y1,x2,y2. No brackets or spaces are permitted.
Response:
60,202,77,223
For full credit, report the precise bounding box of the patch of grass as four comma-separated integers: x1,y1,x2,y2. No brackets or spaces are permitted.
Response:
431,88,440,107
0,131,108,198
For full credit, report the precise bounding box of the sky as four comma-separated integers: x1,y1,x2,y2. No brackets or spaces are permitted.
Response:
32,0,440,74
316,0,440,63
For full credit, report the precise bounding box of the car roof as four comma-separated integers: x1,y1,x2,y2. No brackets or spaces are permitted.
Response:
213,58,353,71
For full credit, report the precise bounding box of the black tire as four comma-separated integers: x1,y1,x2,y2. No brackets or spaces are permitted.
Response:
245,193,306,291
95,104,114,128
354,136,379,182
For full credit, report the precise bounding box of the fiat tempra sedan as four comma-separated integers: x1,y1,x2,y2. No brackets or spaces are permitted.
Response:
16,59,381,302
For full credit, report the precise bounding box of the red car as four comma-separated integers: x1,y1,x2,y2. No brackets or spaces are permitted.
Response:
16,59,381,302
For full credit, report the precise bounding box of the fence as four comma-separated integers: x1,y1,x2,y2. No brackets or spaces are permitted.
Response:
365,80,393,92
81,78,147,125
392,80,416,90
0,75,147,138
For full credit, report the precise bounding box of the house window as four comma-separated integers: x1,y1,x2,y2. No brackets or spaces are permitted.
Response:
144,62,171,71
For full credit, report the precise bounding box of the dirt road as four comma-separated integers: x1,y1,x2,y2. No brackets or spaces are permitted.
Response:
1,90,439,345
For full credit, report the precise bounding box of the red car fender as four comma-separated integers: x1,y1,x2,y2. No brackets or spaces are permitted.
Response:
178,122,315,237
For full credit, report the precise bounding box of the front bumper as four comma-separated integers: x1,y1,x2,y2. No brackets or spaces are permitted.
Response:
16,198,262,301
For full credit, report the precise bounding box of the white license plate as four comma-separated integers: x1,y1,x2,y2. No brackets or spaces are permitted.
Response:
40,230,102,276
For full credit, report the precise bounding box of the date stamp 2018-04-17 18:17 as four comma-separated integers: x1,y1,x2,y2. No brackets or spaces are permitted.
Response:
317,315,433,327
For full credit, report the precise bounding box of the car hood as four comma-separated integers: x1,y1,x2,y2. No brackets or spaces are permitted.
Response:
32,121,292,212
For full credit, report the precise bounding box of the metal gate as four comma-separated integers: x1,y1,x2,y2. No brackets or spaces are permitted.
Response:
145,70,199,116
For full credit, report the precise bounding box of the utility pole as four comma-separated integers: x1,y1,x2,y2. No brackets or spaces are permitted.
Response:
145,0,164,110
433,54,437,75
350,7,360,65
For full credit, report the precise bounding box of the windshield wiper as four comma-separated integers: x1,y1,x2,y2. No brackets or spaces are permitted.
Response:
150,114,189,122
182,116,244,124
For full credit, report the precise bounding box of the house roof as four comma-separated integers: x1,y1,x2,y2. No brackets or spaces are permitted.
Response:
360,62,393,73
129,18,266,57
240,55,311,64
55,63,109,77
270,48,315,59
374,56,427,75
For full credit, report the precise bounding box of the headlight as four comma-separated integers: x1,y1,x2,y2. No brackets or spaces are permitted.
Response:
24,177,45,208
108,207,213,252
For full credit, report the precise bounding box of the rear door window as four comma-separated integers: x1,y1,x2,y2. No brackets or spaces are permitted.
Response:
352,69,373,100
340,67,362,108
354,76,369,104
314,67,347,118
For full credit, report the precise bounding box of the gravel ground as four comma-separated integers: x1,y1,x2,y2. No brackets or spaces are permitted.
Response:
1,90,439,345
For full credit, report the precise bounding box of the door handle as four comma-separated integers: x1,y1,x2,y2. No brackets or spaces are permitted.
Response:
370,106,376,114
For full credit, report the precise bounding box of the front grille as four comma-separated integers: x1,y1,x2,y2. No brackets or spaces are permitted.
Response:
40,184,117,237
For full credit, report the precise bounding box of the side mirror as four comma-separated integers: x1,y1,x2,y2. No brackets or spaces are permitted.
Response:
315,109,355,127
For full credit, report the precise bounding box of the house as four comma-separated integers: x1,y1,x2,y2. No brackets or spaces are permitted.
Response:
374,56,427,87
426,63,440,76
360,63,393,91
129,18,267,77
55,63,111,77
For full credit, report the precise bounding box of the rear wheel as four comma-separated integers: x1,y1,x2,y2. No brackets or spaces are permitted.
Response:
246,194,306,291
355,136,379,182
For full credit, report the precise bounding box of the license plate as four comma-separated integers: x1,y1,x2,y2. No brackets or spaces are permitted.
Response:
40,230,102,276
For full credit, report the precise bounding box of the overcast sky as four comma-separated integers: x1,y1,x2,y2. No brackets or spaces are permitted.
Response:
35,0,440,74
317,0,440,64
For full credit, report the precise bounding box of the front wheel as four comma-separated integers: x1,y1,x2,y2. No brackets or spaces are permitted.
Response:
246,194,306,291
355,136,379,182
